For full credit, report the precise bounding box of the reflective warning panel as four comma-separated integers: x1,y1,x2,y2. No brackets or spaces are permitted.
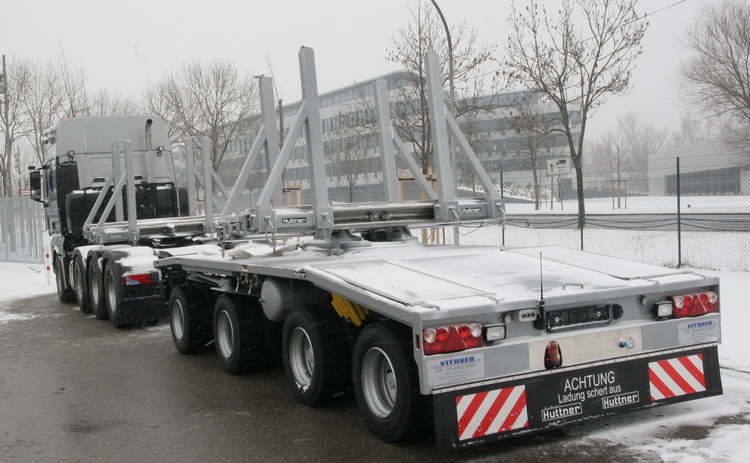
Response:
649,354,706,400
456,386,528,441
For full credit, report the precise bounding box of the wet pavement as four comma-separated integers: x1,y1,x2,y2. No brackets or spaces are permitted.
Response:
0,293,736,462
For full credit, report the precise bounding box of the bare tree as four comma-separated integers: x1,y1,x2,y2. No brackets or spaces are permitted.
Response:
503,0,648,228
507,92,560,209
680,0,750,156
88,89,139,116
617,112,667,192
457,113,490,194
672,109,718,146
22,59,65,166
143,60,259,174
387,0,494,174
56,48,89,118
0,56,32,197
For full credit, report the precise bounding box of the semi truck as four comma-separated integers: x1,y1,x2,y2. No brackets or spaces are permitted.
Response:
33,47,722,449
28,115,204,326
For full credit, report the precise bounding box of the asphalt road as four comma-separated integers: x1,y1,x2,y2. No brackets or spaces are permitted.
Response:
0,293,726,463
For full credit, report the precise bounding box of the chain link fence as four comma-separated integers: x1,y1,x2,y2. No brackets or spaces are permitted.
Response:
449,160,750,271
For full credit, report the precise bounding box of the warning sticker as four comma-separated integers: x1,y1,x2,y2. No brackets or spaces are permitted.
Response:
678,319,719,345
427,353,485,386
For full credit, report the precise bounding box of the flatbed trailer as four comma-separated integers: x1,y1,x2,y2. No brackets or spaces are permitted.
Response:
153,48,722,449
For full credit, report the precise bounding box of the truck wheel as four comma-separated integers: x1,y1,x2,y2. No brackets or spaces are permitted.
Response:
103,261,127,328
281,305,349,407
55,256,76,303
72,254,92,314
214,294,266,374
170,285,212,354
353,321,429,442
88,254,108,320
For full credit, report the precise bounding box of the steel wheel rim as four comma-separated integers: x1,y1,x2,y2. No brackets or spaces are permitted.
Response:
74,261,84,302
289,327,314,387
216,310,234,359
171,299,185,340
89,264,99,306
361,347,396,418
105,268,117,316
55,260,65,294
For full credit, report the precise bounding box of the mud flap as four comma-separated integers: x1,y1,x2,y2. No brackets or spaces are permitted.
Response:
433,345,722,450
119,271,167,324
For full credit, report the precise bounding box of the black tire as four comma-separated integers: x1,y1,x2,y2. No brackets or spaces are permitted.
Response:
281,305,350,407
214,294,270,374
55,255,76,303
352,321,430,442
103,260,127,328
72,254,92,314
170,284,212,354
88,254,108,320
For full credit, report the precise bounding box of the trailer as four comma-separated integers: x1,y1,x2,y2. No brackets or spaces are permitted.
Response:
149,47,723,449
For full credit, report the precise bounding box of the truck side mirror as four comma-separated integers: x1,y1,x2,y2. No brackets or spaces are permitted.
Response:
29,170,43,202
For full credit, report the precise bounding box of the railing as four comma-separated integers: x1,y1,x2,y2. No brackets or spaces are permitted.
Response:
0,197,45,263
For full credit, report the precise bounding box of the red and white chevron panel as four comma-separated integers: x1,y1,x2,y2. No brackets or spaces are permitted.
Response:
649,354,706,401
456,385,528,441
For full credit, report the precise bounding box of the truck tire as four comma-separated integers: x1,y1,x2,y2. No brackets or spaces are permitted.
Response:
213,294,267,374
103,260,127,328
352,321,430,442
281,305,350,407
72,254,92,314
55,256,76,303
87,253,108,320
170,284,212,354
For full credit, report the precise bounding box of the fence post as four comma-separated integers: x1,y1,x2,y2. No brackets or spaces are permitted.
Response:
677,157,682,268
500,171,505,246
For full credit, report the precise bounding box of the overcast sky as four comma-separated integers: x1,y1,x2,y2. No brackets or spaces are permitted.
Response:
2,0,713,140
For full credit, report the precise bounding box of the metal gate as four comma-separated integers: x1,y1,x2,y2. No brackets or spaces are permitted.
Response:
0,197,45,263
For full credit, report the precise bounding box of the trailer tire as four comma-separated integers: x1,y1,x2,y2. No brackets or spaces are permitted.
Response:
103,260,127,328
72,254,92,314
353,321,429,442
55,256,76,304
214,294,266,374
170,284,212,354
282,305,349,407
88,253,108,320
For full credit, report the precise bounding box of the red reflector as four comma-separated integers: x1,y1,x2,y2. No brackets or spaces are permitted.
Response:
123,273,152,286
669,291,719,318
423,324,484,355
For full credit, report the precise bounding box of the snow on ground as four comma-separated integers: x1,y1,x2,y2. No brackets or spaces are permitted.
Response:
0,260,748,461
0,262,56,322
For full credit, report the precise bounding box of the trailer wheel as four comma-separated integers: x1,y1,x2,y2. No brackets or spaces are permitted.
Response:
55,256,76,303
353,321,429,442
282,305,349,407
170,285,211,354
72,254,92,314
103,261,127,328
214,294,266,374
88,254,108,320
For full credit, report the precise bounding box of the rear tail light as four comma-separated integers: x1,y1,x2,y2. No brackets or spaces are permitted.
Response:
123,273,153,286
423,323,483,355
668,291,718,318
